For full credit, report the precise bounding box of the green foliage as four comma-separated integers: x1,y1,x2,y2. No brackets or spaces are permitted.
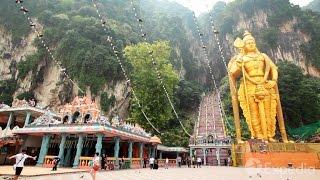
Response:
17,52,42,79
16,92,35,100
0,0,31,46
100,92,116,112
125,41,179,133
260,27,279,49
298,11,320,68
0,79,17,106
288,121,320,141
124,41,199,146
278,61,320,128
174,80,202,112
0,94,13,106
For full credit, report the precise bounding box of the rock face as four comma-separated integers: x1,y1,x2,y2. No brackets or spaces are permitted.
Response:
0,26,38,81
0,25,131,115
1,0,319,116
200,1,320,79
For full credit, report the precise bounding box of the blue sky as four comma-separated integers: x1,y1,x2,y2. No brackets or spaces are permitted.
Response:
170,0,313,16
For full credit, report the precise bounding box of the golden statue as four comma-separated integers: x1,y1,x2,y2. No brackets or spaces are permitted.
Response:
228,31,289,143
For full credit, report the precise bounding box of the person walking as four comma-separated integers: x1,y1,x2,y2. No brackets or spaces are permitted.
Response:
120,156,125,169
177,156,182,168
90,152,100,180
8,149,37,180
164,157,169,169
51,156,61,171
192,156,196,168
149,157,154,169
186,157,191,168
197,157,201,168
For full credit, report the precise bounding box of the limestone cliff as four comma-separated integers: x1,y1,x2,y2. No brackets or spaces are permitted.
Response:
200,0,320,79
0,26,130,117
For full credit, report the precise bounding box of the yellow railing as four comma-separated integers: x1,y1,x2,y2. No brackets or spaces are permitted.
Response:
131,158,142,168
157,159,177,167
43,155,55,167
79,156,92,169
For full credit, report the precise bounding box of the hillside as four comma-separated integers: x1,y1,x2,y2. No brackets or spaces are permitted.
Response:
0,0,319,144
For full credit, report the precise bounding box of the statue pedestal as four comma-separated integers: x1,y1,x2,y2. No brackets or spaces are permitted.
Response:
234,142,320,169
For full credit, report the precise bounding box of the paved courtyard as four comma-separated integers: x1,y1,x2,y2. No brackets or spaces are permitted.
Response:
1,166,320,180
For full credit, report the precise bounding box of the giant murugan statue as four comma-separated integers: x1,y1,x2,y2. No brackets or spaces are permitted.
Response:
228,31,289,143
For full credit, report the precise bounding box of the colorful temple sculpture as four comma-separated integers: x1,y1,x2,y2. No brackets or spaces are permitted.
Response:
189,93,232,166
0,96,185,169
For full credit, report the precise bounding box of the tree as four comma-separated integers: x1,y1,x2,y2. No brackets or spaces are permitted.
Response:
124,41,179,134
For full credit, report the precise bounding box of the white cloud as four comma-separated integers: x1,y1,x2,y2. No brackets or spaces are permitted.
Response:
170,0,313,16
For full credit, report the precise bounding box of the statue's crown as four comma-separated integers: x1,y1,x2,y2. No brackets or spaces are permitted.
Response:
243,30,255,42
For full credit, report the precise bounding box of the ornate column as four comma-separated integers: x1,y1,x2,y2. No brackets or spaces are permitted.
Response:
37,135,51,166
58,134,67,166
202,148,206,166
24,111,32,127
216,148,221,166
73,134,84,168
95,133,103,155
128,141,133,168
114,137,120,169
159,151,162,159
4,112,13,136
148,145,152,158
152,146,156,158
6,112,13,129
64,148,72,166
139,143,143,168
189,148,193,158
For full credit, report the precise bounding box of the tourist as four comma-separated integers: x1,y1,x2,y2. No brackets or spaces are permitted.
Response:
153,158,159,169
186,157,191,168
149,156,154,169
192,156,196,168
51,156,61,171
120,156,125,169
177,156,182,167
227,156,231,166
8,149,37,180
165,157,169,169
196,157,201,168
90,152,100,180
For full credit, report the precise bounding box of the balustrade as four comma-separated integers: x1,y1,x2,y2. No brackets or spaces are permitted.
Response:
43,155,55,168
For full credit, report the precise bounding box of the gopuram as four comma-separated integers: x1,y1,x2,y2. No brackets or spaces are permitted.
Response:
227,31,320,168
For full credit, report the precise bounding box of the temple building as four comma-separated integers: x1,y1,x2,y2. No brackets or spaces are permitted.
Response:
0,96,171,169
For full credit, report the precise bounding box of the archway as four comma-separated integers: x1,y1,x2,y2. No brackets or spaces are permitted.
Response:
71,111,80,123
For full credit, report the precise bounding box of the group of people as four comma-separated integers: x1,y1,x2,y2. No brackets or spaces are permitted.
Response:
186,156,202,168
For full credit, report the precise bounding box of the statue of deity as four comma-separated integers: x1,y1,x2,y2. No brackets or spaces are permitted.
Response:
228,31,289,143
